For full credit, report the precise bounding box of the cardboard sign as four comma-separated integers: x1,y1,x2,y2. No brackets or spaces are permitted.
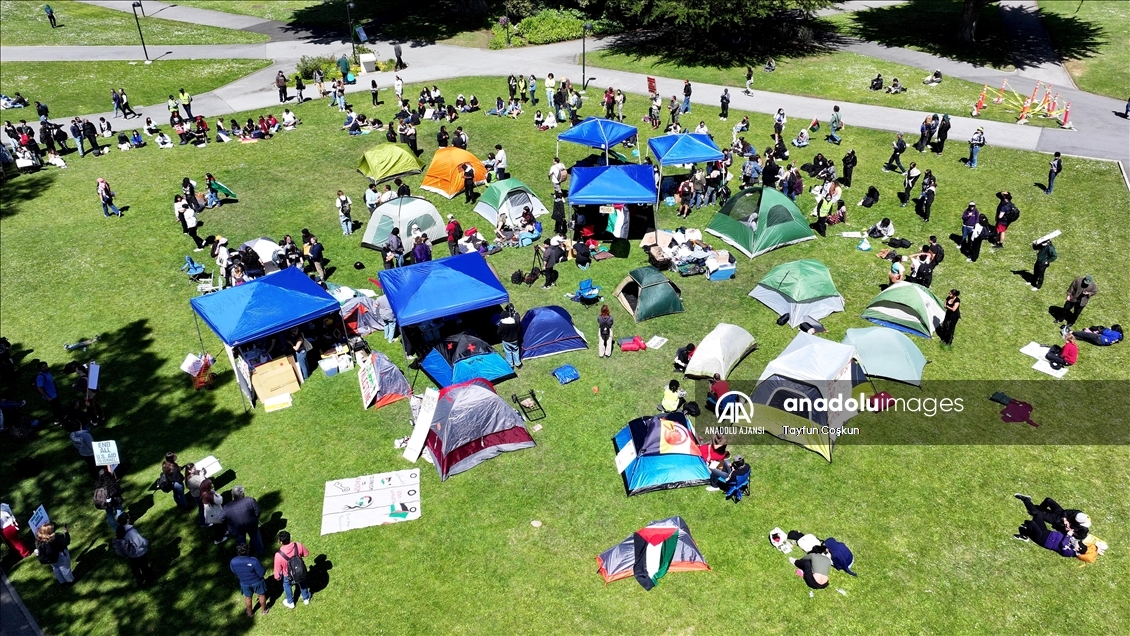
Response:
358,353,381,409
87,361,100,391
93,440,120,466
403,388,438,463
321,469,420,535
196,455,222,479
647,77,657,95
28,505,49,535
615,443,638,474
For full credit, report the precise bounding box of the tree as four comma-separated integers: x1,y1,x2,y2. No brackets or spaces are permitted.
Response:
959,0,997,42
615,0,837,39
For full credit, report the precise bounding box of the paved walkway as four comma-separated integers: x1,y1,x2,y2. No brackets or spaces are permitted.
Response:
0,569,43,636
997,0,1074,87
4,0,1124,170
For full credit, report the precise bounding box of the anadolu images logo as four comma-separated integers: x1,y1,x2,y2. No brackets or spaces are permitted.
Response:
714,391,755,424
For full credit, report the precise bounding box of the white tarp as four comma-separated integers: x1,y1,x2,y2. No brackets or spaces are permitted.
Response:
320,469,421,535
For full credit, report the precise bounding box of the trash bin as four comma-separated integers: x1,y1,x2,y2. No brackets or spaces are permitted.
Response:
359,53,377,74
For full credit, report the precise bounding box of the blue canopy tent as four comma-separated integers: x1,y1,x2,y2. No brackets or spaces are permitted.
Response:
520,306,587,360
646,133,724,207
556,117,639,165
376,252,508,326
612,412,711,496
569,165,658,205
189,267,340,405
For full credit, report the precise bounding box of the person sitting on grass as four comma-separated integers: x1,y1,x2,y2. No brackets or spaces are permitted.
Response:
922,69,943,86
266,114,281,134
789,544,833,589
144,117,159,135
673,343,696,372
487,96,506,117
1012,516,1079,558
282,109,300,130
1072,324,1123,346
869,74,883,91
1044,332,1078,369
792,128,810,148
46,149,67,168
885,78,905,94
129,130,145,148
116,132,131,152
494,212,517,246
764,58,776,72
156,131,174,149
659,380,687,413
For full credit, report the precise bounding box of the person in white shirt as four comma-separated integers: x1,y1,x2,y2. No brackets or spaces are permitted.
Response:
379,184,395,203
364,183,380,213
549,157,566,193
282,109,299,129
156,132,174,149
335,190,353,236
694,121,709,135
494,144,507,180
394,76,404,102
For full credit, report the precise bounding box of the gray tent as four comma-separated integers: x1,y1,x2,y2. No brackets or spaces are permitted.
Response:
370,351,411,410
596,516,711,587
341,296,384,336
424,379,535,480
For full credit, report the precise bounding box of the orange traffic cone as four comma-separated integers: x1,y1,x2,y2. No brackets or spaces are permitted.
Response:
992,80,1008,104
1060,102,1073,129
973,85,987,116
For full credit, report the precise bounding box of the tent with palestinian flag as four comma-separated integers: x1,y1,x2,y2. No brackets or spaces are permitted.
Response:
596,516,710,590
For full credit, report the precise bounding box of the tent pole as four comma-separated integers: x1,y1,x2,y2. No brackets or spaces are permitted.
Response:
195,311,249,412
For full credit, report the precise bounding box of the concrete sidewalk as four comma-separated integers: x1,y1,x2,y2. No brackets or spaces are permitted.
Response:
0,569,43,636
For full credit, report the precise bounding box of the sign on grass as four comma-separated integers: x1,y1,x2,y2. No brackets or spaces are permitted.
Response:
320,469,420,535
358,353,381,409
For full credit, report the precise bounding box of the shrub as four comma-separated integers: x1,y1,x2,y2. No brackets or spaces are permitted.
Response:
296,54,339,80
517,9,584,45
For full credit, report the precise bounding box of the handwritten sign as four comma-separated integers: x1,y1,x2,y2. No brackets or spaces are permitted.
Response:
93,440,120,466
28,505,49,535
321,469,420,535
647,77,657,95
358,353,381,409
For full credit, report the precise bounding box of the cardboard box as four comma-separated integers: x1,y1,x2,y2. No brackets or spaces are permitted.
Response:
251,356,301,401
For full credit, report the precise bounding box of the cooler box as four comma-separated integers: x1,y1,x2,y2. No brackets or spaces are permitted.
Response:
708,263,736,281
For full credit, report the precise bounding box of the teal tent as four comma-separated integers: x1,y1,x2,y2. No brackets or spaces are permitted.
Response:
843,327,928,386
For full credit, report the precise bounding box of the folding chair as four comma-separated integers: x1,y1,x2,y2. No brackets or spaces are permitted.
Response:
180,256,207,279
725,471,751,503
572,278,602,307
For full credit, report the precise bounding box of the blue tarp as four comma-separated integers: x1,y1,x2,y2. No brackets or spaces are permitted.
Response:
647,133,724,166
189,267,339,346
557,117,638,151
377,252,508,326
612,413,711,496
569,165,658,205
520,306,587,360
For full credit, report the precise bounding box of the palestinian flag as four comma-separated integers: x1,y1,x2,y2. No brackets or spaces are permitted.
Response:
632,526,679,590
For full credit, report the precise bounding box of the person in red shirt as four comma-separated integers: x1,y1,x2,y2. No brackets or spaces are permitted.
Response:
445,214,462,256
698,433,730,470
1045,333,1078,368
273,531,311,608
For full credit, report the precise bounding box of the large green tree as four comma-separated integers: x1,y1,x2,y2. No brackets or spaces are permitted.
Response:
615,0,837,36
959,0,996,42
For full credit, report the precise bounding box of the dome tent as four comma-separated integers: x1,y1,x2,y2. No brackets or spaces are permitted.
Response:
861,281,944,338
421,147,487,199
843,327,927,386
424,379,535,480
366,351,412,410
613,267,684,322
706,187,815,258
357,143,424,184
361,196,444,250
611,412,710,496
420,333,515,388
683,323,755,380
597,516,711,590
472,178,550,226
750,259,844,327
519,306,587,360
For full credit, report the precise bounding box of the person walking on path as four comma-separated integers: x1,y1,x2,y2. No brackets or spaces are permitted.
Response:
83,118,100,154
967,126,985,168
35,522,73,585
335,190,353,236
393,42,406,71
883,133,907,173
112,89,122,119
274,531,312,608
295,76,305,102
1030,237,1057,291
682,80,692,114
113,513,155,587
119,88,138,119
743,66,754,95
1046,152,1063,194
497,304,521,369
597,305,614,358
275,71,288,103
826,106,843,145
933,114,950,155
225,485,264,555
45,4,57,28
1,503,33,559
313,68,325,98
178,89,194,119
336,54,350,79
1062,275,1097,326
230,543,269,617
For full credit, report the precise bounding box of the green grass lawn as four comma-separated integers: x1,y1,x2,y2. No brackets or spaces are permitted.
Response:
0,0,269,46
1,77,1127,635
0,60,272,119
589,50,1059,127
1038,0,1130,99
176,0,323,23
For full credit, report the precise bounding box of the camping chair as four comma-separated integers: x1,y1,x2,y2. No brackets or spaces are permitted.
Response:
511,390,546,421
725,471,751,503
570,278,602,306
181,256,208,280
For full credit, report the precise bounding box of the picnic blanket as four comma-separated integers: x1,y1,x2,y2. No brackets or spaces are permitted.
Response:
1020,341,1069,378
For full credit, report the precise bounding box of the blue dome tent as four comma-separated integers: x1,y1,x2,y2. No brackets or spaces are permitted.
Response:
519,306,588,360
420,333,515,388
612,412,710,496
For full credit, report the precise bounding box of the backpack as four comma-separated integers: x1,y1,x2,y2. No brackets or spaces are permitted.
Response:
888,237,912,249
36,541,58,564
281,544,309,584
452,223,464,241
94,486,109,510
510,270,524,285
112,538,130,558
1004,203,1020,224
524,267,541,286
156,471,173,493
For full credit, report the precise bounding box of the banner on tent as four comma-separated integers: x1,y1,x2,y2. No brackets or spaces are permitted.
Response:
358,353,382,409
403,388,439,462
321,469,420,535
614,443,637,474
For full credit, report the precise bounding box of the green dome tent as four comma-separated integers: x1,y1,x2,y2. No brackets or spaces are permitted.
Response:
842,327,927,386
614,267,684,322
861,282,944,338
358,143,424,184
472,178,549,226
705,187,815,258
750,259,844,327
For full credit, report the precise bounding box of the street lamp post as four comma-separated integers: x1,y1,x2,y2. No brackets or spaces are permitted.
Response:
346,2,357,64
130,2,150,63
581,22,593,91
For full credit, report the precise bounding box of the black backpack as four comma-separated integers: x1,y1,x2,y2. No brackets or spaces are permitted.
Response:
37,541,57,564
510,270,524,285
453,223,464,241
281,545,308,584
94,485,109,510
524,267,541,286
1004,203,1020,224
155,471,173,493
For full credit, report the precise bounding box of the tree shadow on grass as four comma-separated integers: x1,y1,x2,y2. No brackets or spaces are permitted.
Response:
606,17,847,69
286,1,489,46
1035,5,1107,65
0,170,57,219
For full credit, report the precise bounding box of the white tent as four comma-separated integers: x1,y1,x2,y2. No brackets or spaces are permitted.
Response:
471,178,549,227
684,323,755,380
361,196,444,251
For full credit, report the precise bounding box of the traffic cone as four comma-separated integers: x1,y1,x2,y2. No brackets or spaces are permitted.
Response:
992,80,1008,104
1060,102,1073,129
1017,98,1032,124
973,85,987,116
1038,85,1052,112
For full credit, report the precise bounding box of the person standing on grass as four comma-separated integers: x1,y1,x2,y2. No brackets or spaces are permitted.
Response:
113,513,154,587
827,105,843,145
45,4,58,28
773,108,787,136
960,201,978,247
226,485,264,555
364,183,380,214
462,162,476,203
1046,151,1063,194
335,190,353,236
1062,275,1097,326
597,305,614,358
934,113,950,155
883,132,907,173
175,195,205,251
231,543,268,617
839,149,856,188
497,304,521,369
35,522,73,586
83,118,101,153
1,504,33,559
70,119,85,157
274,531,312,609
95,468,125,530
446,214,462,256
682,80,693,113
494,144,507,181
992,190,1019,248
97,178,121,217
968,126,985,168
68,421,97,473
1030,237,1057,291
900,162,920,207
276,71,288,103
719,89,730,121
178,89,194,119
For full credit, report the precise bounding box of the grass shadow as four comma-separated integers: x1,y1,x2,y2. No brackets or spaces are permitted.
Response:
0,170,57,219
1033,5,1107,66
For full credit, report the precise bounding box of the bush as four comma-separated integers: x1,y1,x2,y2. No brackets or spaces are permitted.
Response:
296,54,339,80
489,9,623,49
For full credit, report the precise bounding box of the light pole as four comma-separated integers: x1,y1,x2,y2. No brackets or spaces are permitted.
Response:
346,2,357,64
581,22,593,91
131,2,150,63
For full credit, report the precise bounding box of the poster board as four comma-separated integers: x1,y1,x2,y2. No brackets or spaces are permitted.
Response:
93,440,120,466
403,388,438,463
358,353,381,409
614,443,637,474
28,505,49,535
320,469,420,535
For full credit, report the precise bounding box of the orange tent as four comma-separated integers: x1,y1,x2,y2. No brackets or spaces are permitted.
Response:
421,147,487,199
